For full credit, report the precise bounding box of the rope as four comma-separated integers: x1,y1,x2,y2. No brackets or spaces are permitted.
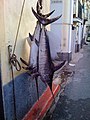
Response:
11,0,26,71
8,0,26,119
13,0,26,54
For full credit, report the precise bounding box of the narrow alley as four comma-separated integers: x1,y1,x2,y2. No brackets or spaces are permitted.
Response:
48,43,90,120
1,0,90,120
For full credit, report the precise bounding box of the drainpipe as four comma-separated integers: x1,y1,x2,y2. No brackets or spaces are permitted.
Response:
59,0,74,62
78,23,82,48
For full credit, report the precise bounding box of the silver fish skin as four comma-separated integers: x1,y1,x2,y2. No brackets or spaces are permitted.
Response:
31,8,65,90
20,21,41,70
38,26,54,89
29,21,41,68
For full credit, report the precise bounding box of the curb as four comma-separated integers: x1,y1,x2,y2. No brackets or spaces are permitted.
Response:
23,84,60,120
22,62,67,120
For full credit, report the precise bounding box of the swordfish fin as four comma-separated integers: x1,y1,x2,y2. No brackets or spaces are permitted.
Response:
20,57,29,66
40,75,56,103
38,10,55,18
32,7,62,26
42,10,55,18
35,39,39,47
29,33,33,41
53,60,66,72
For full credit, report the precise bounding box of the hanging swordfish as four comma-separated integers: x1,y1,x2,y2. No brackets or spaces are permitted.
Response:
31,8,66,91
20,0,60,100
20,0,55,70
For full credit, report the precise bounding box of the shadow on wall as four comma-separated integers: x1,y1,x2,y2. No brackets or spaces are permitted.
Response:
3,72,46,120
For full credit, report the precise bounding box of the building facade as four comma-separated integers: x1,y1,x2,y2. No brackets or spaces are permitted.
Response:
0,0,90,119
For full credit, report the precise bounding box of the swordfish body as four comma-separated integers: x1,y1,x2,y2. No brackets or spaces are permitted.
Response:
20,21,41,70
20,0,56,69
20,6,55,70
29,21,41,68
32,8,66,91
38,26,54,89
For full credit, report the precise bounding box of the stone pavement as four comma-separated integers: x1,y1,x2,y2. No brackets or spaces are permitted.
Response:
45,43,90,120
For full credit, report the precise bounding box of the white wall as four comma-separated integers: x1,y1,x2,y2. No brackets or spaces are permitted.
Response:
50,0,63,59
61,0,74,53
1,0,39,86
78,23,82,45
72,28,76,54
0,0,50,119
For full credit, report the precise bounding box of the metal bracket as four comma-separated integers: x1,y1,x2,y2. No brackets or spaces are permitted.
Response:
8,45,12,64
8,45,21,71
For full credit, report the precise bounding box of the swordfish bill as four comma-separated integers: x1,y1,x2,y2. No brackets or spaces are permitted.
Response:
37,9,55,18
32,8,62,26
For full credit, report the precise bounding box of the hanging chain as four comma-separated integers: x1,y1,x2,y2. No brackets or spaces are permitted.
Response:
8,45,21,71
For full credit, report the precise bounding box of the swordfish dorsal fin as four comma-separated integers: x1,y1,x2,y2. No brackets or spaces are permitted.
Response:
32,7,62,26
29,33,33,41
52,60,67,72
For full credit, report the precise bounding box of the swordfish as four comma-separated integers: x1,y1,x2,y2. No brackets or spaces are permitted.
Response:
20,5,56,99
32,8,66,91
20,21,41,71
20,0,55,70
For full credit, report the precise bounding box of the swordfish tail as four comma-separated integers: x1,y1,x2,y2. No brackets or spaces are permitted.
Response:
32,7,62,26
